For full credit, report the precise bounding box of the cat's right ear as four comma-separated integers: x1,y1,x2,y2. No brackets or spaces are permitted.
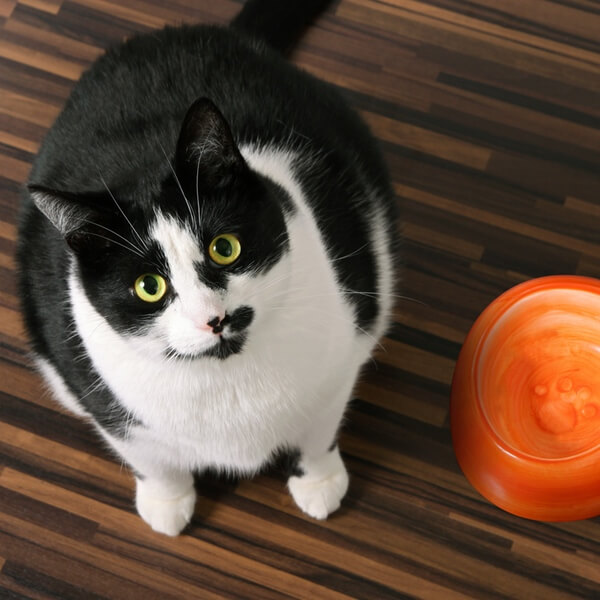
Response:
28,184,117,254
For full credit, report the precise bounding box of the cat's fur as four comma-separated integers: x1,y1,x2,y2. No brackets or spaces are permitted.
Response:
17,0,397,536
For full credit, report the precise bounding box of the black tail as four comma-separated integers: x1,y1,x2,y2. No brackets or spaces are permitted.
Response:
230,0,334,54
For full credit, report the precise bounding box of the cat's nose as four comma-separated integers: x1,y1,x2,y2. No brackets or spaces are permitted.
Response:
207,314,228,334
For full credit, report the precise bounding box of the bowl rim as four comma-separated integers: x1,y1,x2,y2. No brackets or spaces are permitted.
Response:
471,277,600,463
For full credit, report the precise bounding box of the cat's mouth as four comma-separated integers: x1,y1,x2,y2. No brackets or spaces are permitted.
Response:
166,305,255,361
167,331,248,361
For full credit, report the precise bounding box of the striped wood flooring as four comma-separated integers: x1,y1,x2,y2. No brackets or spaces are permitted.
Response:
0,0,599,598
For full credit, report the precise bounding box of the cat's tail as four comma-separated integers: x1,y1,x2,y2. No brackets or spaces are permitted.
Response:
230,0,334,55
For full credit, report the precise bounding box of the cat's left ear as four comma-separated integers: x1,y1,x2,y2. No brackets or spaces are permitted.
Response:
28,184,119,255
175,97,247,188
29,185,99,235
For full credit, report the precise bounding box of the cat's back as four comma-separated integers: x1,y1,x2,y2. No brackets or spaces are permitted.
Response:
29,24,389,201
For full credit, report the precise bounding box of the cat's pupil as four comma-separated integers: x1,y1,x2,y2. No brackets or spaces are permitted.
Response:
215,238,233,257
142,276,159,296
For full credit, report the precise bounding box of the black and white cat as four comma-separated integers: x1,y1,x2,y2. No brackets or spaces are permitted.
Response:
17,0,397,536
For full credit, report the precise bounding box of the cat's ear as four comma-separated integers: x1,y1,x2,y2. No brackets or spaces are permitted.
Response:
175,98,246,188
28,184,118,255
29,185,97,236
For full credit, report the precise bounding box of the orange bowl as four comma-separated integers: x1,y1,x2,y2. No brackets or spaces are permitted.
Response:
450,276,600,521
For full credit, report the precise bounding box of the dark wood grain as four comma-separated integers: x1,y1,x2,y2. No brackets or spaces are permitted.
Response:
1,0,599,598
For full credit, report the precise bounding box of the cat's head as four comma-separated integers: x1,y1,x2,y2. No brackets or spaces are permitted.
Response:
29,98,293,360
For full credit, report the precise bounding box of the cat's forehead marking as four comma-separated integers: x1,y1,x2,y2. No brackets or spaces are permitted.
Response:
150,212,203,282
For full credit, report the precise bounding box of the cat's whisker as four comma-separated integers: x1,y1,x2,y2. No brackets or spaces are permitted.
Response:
124,411,138,441
72,317,108,358
84,232,146,259
246,273,294,297
98,175,149,252
64,328,83,343
329,243,371,263
266,283,416,306
86,219,147,257
194,125,228,233
275,119,312,144
79,376,105,401
158,141,196,229
340,289,424,306
266,303,387,351
72,352,91,364
195,154,202,231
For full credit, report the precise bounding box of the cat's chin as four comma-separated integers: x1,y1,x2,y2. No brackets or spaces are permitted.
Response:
166,331,248,361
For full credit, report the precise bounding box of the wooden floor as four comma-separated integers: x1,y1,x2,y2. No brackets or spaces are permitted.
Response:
1,0,599,598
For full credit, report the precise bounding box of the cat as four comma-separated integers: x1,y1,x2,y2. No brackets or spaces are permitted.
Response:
16,0,397,536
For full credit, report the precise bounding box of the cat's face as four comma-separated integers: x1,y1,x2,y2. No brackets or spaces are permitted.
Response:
31,99,293,360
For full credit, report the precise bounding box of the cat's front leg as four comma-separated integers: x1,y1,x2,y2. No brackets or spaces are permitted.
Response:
288,445,349,520
287,399,350,520
135,471,197,537
101,430,197,536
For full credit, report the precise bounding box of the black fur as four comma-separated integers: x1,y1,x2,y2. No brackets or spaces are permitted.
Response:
231,0,334,55
17,1,396,439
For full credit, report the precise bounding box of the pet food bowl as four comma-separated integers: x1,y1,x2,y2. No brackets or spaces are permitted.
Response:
450,275,600,521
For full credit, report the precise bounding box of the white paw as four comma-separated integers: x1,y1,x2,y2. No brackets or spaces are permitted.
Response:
136,484,197,537
288,464,349,520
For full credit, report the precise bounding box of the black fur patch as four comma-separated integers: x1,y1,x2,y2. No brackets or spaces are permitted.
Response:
270,447,304,478
226,305,255,332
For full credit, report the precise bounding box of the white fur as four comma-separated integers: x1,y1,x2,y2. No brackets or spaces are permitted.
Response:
288,446,349,519
369,203,396,340
35,356,90,419
62,145,393,535
135,472,196,537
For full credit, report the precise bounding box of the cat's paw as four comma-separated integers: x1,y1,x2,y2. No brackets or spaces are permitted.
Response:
288,452,349,520
136,483,197,537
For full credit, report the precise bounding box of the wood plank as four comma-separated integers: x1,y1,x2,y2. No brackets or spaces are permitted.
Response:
0,38,86,80
339,0,600,68
0,422,128,485
395,183,600,257
403,221,484,260
362,110,492,170
18,0,63,15
4,15,104,62
0,0,16,19
0,89,61,127
463,0,600,41
565,196,600,218
0,304,25,340
0,153,30,182
451,513,600,584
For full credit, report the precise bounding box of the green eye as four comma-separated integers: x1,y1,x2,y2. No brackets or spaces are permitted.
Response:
134,274,167,303
209,234,241,266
